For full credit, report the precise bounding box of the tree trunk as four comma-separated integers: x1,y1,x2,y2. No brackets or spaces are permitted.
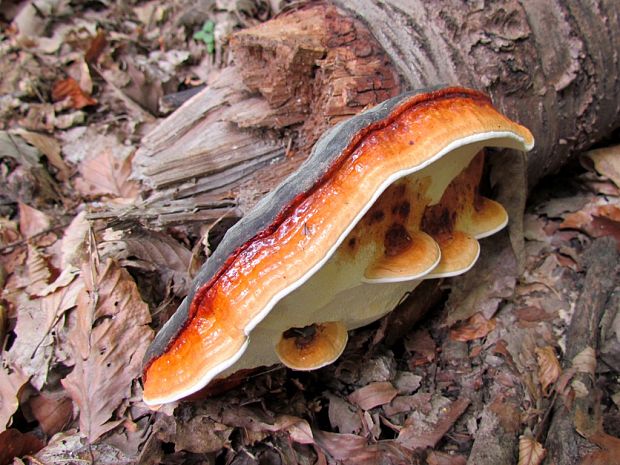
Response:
335,0,620,186
112,1,620,228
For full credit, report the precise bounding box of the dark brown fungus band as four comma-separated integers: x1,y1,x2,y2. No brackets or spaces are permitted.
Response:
142,87,534,406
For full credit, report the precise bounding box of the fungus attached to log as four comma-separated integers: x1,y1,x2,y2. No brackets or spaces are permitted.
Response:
275,321,349,371
142,87,534,405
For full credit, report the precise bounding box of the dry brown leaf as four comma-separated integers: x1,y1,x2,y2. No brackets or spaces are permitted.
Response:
52,77,97,109
36,266,80,297
327,393,362,434
427,451,467,465
313,430,409,464
450,313,497,342
0,362,29,428
580,450,620,465
348,381,397,411
396,397,470,450
4,293,54,390
0,304,5,351
16,130,71,182
25,244,52,295
383,392,432,417
404,328,436,366
515,306,554,323
0,428,45,465
579,431,620,465
74,149,140,199
573,347,597,377
60,211,90,269
29,393,73,436
18,203,50,239
535,346,561,397
85,30,107,64
393,371,422,394
5,269,82,390
582,145,620,189
489,397,521,434
518,435,546,465
99,227,192,295
61,259,153,442
215,404,315,446
561,199,620,247
0,218,25,274
273,415,314,444
34,430,134,465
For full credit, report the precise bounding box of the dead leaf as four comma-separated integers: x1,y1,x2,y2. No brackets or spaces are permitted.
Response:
396,397,470,450
0,304,5,350
74,149,140,199
85,30,107,64
52,77,97,109
535,346,561,397
16,130,71,182
34,430,134,465
0,131,61,204
518,435,546,465
582,145,620,189
450,313,496,342
99,227,192,295
218,404,314,446
573,347,596,377
167,413,232,454
535,195,592,218
274,415,314,444
24,244,52,295
5,269,82,390
578,172,620,197
515,306,554,323
121,61,163,115
405,329,436,366
0,219,24,274
19,202,51,239
489,396,521,434
326,393,362,434
29,393,73,436
60,211,90,269
0,428,44,465
313,430,409,464
561,199,620,248
393,371,422,394
579,431,620,465
0,362,29,428
61,259,153,442
383,392,433,417
348,381,397,411
427,450,467,465
4,292,54,390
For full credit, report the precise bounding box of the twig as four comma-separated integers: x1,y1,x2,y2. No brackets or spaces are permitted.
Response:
0,222,71,254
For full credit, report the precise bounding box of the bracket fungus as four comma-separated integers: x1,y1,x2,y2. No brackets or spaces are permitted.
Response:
142,87,534,405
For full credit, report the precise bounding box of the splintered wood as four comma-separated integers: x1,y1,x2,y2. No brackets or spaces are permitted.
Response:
96,5,400,227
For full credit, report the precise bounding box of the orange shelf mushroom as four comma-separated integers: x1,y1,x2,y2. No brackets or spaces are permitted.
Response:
142,87,534,405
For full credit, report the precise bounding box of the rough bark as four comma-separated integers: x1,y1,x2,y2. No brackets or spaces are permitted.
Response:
335,0,620,186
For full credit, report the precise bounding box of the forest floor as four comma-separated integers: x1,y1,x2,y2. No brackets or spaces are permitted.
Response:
1,1,619,465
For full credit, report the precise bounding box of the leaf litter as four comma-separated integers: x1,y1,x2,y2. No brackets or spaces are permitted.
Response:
0,2,618,464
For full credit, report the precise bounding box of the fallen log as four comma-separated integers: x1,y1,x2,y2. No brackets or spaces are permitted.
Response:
91,1,620,227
